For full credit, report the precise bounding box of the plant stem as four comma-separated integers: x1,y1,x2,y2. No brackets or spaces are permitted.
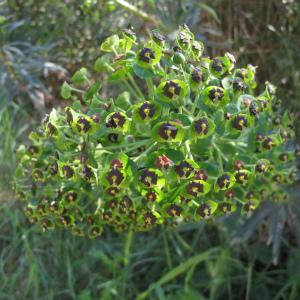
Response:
162,230,172,270
212,142,225,173
184,140,193,160
124,229,134,266
122,79,140,100
146,78,154,100
114,0,169,31
182,106,190,115
70,87,85,94
128,73,144,99
191,90,201,116
97,139,150,152
133,142,157,162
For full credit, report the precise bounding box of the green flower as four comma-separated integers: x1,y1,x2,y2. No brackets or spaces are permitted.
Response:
16,26,296,236
139,169,165,189
215,173,235,192
156,79,188,104
203,86,229,107
105,112,130,133
153,121,185,143
192,117,215,139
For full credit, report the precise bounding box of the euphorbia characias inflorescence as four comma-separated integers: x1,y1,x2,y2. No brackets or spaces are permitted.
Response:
15,25,298,237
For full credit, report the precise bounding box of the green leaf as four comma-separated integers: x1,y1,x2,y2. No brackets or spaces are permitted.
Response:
71,68,89,85
94,54,111,72
100,34,119,52
61,81,72,99
133,63,155,78
136,247,220,300
196,3,220,23
83,82,101,101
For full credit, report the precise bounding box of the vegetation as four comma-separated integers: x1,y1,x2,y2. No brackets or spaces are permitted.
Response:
16,26,297,238
1,1,300,299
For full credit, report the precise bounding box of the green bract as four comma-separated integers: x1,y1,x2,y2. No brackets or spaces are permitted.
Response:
15,26,297,237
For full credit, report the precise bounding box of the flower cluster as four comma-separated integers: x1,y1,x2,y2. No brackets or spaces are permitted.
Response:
15,26,298,237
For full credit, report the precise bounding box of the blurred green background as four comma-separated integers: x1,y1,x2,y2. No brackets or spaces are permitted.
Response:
1,1,300,299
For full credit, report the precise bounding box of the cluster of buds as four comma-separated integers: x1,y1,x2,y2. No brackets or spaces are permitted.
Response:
15,26,297,237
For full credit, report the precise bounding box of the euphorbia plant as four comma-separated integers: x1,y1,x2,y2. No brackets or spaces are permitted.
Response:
15,25,298,237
